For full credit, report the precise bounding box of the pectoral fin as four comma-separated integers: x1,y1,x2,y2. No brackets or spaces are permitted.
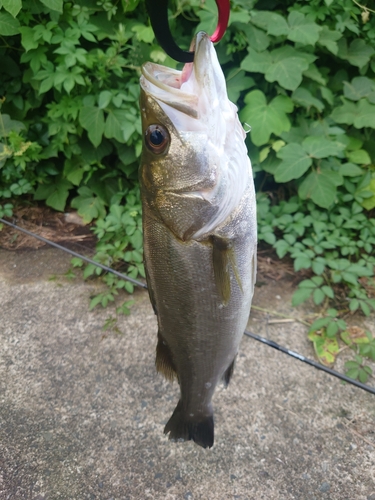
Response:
211,236,242,305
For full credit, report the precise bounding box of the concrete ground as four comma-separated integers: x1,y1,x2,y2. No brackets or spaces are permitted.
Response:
0,247,374,500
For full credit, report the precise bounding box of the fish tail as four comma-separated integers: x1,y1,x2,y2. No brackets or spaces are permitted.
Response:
164,401,214,449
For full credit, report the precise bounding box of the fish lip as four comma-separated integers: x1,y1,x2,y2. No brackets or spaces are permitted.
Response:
140,31,212,94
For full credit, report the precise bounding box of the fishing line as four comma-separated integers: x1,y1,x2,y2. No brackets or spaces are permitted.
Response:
1,216,374,396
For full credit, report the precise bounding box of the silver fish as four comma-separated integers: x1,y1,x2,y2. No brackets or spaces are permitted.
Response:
139,32,257,448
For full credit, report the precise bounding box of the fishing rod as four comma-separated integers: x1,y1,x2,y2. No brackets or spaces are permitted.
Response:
1,216,375,396
0,217,147,289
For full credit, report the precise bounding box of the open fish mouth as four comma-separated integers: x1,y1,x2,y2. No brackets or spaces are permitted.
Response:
140,32,225,122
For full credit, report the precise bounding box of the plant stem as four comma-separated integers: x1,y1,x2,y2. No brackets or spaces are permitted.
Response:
251,305,311,326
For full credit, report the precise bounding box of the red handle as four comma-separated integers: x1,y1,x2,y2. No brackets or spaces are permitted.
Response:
210,0,230,43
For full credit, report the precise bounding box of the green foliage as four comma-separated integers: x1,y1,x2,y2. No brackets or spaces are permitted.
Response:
71,186,144,306
0,0,152,297
345,355,373,384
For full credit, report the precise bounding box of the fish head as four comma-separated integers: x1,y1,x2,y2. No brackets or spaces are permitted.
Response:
140,32,251,240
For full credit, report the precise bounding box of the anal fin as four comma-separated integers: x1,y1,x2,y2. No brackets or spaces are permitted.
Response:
156,331,177,382
222,355,236,387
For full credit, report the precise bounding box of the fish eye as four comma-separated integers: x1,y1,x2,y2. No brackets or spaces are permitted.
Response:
145,124,170,154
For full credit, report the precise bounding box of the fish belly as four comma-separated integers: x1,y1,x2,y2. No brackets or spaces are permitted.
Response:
142,183,256,448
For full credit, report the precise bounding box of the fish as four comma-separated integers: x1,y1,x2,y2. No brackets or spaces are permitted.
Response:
139,32,257,449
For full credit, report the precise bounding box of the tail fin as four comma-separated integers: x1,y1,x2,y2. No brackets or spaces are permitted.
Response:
164,401,214,449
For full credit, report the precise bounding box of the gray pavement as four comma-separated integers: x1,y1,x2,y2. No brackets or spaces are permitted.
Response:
0,248,374,500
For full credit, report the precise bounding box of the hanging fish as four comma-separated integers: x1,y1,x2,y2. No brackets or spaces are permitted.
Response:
139,32,257,448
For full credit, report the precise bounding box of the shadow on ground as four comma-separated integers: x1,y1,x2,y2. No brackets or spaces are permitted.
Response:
0,248,374,500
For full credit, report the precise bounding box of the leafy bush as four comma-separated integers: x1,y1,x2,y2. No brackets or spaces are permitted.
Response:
1,0,375,375
0,0,154,289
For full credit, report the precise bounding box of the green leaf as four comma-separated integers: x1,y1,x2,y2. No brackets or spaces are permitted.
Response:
317,26,341,54
331,99,357,125
131,24,154,44
309,332,339,366
39,0,63,13
302,136,345,159
354,100,375,129
71,257,83,267
303,63,326,85
274,239,290,258
241,46,313,91
121,0,140,12
195,0,217,34
79,107,105,147
0,113,25,138
266,47,311,91
362,179,375,210
358,368,370,384
294,255,311,271
226,70,255,103
250,11,289,36
312,259,325,275
345,368,359,380
343,77,375,102
98,90,112,109
240,90,293,146
18,26,38,51
237,23,270,52
71,186,107,223
104,109,136,143
292,287,313,306
339,163,363,177
89,294,103,311
322,286,334,299
287,11,322,46
63,160,84,186
35,180,72,212
326,321,338,337
313,288,325,305
320,87,334,105
337,38,375,68
229,11,251,25
309,317,331,332
2,0,22,17
241,47,272,75
125,281,134,294
330,98,375,129
292,87,324,112
0,11,20,35
347,149,371,165
274,143,312,182
298,171,336,209
261,231,276,245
